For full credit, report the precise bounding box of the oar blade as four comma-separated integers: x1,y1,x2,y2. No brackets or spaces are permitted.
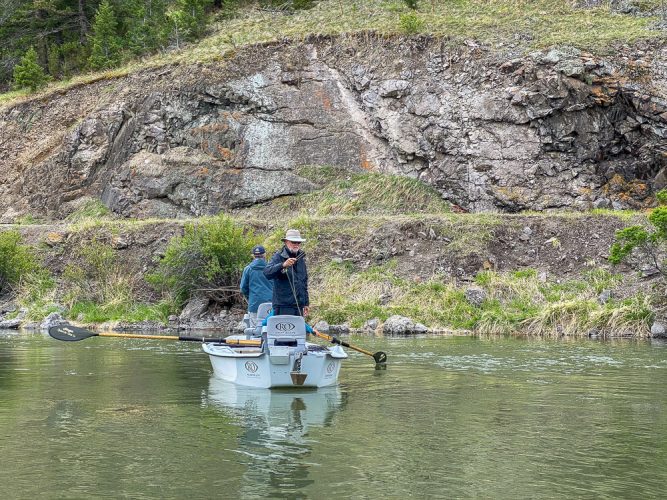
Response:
48,324,97,342
373,351,388,365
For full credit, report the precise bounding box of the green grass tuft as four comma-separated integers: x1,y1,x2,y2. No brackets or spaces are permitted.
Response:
65,199,113,222
261,169,451,217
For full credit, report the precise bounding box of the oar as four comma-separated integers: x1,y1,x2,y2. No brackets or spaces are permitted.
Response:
48,324,261,346
311,328,387,365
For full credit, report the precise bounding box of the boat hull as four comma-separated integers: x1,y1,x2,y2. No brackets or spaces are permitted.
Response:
202,340,347,389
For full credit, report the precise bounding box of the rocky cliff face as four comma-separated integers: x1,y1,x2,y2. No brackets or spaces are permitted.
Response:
2,35,666,221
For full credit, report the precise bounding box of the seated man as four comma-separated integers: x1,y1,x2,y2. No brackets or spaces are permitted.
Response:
240,246,273,327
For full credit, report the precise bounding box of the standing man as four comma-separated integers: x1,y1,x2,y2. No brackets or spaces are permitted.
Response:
264,229,309,317
240,245,273,327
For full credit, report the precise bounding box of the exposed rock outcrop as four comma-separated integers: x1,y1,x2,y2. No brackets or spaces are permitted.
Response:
2,36,667,221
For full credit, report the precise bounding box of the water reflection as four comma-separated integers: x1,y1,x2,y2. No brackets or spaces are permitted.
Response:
205,377,343,497
3,333,666,498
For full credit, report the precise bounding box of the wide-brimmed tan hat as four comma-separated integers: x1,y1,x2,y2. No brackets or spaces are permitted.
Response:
282,229,306,242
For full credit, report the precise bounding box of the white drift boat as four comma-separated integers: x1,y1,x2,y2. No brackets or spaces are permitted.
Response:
48,306,385,388
202,314,348,388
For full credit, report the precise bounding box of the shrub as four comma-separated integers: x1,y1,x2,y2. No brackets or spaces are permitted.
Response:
12,47,49,91
0,231,39,295
16,269,58,321
609,189,667,278
293,0,316,9
47,43,61,78
148,214,256,307
62,239,136,307
60,238,172,323
656,189,667,205
60,41,90,78
399,12,423,34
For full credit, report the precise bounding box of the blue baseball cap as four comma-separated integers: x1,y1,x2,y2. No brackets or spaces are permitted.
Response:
252,245,266,256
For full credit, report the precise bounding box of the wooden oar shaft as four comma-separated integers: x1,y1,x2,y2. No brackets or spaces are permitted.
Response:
97,332,260,346
98,332,178,340
312,329,374,357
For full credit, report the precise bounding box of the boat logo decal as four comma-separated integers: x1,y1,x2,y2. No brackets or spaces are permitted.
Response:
244,361,259,373
275,322,295,331
326,362,335,374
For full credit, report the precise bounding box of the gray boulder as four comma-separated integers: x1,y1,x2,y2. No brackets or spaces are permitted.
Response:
0,318,21,329
40,312,66,331
313,320,330,334
179,296,210,322
465,287,487,307
329,323,350,336
598,289,612,305
382,315,428,335
363,318,380,332
650,321,667,338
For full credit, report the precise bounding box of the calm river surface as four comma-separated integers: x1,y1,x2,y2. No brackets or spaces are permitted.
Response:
1,330,666,499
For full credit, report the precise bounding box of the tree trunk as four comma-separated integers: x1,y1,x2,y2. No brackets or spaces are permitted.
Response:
78,0,88,43
34,6,48,67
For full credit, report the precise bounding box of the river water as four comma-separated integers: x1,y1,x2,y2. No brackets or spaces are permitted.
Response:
1,330,665,499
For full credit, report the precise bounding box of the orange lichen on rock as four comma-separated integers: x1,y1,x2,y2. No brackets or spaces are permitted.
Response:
315,88,332,111
216,146,234,161
360,147,374,170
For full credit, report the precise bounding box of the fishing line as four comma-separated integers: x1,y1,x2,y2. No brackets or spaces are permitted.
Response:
286,250,304,316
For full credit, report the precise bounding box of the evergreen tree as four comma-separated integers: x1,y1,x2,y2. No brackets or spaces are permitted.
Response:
88,0,123,70
125,0,170,54
0,0,221,89
47,43,61,77
61,40,90,77
166,4,187,49
166,0,206,48
12,46,49,91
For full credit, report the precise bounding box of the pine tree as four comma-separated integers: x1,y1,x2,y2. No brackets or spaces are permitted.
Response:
166,5,187,49
125,0,170,54
88,0,123,70
47,43,61,78
61,40,90,78
166,0,206,48
13,46,49,91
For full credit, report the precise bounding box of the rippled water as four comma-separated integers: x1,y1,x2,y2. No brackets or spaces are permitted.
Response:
1,331,666,498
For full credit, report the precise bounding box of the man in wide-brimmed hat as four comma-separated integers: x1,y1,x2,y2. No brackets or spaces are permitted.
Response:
240,245,273,326
263,229,309,317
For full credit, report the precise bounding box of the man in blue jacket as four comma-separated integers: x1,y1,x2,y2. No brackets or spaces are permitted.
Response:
263,229,309,317
240,245,273,326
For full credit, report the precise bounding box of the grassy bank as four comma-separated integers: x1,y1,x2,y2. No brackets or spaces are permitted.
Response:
312,262,653,337
8,219,656,336
2,0,665,106
1,170,657,337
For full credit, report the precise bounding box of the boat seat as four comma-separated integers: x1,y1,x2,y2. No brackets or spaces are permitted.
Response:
266,315,307,348
257,302,272,322
244,302,273,337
